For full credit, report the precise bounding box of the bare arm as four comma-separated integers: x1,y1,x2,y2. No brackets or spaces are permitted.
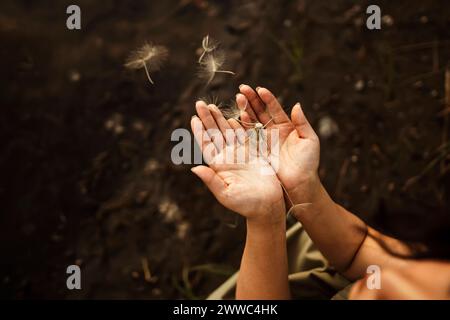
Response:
238,86,410,281
290,178,409,280
236,205,290,300
190,100,290,300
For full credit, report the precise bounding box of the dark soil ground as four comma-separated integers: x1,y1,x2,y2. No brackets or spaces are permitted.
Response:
0,0,449,299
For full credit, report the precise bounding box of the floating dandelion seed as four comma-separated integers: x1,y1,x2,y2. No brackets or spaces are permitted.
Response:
124,43,168,85
198,35,219,63
198,51,235,86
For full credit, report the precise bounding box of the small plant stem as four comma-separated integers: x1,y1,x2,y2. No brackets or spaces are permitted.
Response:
143,62,154,85
262,118,274,129
216,70,235,75
198,51,206,63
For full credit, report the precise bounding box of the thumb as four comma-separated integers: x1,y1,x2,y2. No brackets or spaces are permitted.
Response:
191,166,227,200
291,103,316,139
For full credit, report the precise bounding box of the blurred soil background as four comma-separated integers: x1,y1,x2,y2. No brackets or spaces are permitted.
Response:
0,0,449,299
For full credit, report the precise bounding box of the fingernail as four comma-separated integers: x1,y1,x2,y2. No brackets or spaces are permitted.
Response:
256,86,262,92
208,104,218,112
191,115,197,120
239,84,246,89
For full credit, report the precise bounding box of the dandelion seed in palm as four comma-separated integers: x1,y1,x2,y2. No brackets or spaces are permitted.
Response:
218,100,243,120
198,51,235,86
124,43,168,85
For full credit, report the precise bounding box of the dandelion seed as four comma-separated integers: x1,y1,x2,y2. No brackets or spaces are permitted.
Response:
220,99,271,130
104,113,125,135
198,35,219,63
124,43,168,85
198,51,235,86
218,100,242,120
200,95,223,108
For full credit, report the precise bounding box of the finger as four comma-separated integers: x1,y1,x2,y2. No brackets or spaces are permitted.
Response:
236,93,258,126
256,87,290,124
291,103,317,139
228,118,243,130
239,84,272,126
191,165,227,202
228,118,246,145
235,94,253,130
195,100,226,150
208,104,236,145
241,111,254,136
190,116,217,163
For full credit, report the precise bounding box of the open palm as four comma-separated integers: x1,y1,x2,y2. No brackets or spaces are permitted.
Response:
237,85,320,204
190,101,285,220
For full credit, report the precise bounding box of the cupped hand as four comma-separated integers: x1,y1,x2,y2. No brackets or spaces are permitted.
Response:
237,85,321,205
190,101,285,222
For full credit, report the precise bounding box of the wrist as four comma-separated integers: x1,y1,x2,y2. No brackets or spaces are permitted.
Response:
246,213,286,239
289,178,338,223
287,173,322,204
247,199,286,228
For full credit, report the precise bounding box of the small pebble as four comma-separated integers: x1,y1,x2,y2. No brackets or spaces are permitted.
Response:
69,70,81,82
353,17,364,28
388,182,395,192
413,80,423,89
114,125,124,135
354,79,365,92
144,159,160,174
419,16,429,24
283,19,292,28
318,116,339,139
152,288,162,296
135,191,149,205
382,15,394,26
51,233,62,243
132,120,145,132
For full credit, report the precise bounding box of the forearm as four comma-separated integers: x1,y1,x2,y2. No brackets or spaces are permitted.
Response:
289,179,368,277
342,227,411,280
236,205,290,300
290,178,410,280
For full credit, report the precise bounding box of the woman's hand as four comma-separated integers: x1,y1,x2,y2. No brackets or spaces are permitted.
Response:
237,85,321,205
190,100,285,223
191,100,292,299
